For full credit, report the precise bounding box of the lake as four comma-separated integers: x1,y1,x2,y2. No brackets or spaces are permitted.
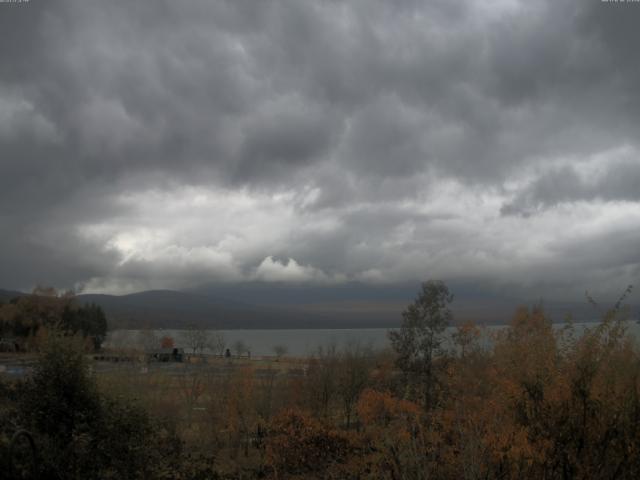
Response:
104,320,640,357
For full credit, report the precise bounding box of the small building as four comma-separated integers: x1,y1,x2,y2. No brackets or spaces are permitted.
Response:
93,353,139,363
148,347,184,362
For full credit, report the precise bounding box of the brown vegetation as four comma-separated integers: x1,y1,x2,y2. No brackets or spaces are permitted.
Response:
1,284,639,479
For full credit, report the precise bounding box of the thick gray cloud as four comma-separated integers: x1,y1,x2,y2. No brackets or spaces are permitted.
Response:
501,156,640,216
1,0,639,300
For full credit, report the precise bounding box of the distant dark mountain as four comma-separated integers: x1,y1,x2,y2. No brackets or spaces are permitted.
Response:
0,289,26,303
76,289,398,329
2,284,636,329
77,289,274,329
189,281,636,327
189,281,419,306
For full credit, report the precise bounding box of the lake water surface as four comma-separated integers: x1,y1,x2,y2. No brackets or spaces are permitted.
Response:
105,320,640,357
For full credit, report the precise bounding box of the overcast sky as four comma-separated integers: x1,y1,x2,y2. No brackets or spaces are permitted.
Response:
1,0,639,300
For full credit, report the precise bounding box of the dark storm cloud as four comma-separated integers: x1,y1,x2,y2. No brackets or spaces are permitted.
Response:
1,0,639,297
502,156,640,216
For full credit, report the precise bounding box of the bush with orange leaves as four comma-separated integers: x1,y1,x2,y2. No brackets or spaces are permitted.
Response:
357,388,421,428
439,302,640,479
160,335,175,349
355,389,444,479
264,408,358,479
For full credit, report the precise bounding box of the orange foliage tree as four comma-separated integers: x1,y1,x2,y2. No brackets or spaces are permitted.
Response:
264,408,357,479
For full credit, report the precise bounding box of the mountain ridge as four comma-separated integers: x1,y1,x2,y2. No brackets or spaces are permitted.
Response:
3,285,636,329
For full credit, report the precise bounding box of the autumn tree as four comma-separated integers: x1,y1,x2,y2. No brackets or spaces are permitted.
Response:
356,389,429,478
0,288,107,351
272,345,287,361
452,320,481,358
226,367,256,458
337,342,371,428
160,336,175,349
388,280,453,410
305,344,339,418
265,408,354,478
180,324,223,356
181,325,204,355
178,364,206,427
233,339,248,358
210,329,226,356
255,366,279,421
136,327,159,352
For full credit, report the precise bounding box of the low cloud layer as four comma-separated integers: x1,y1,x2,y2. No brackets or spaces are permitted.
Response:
1,0,639,300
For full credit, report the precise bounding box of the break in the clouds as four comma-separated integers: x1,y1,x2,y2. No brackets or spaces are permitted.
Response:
1,0,639,299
